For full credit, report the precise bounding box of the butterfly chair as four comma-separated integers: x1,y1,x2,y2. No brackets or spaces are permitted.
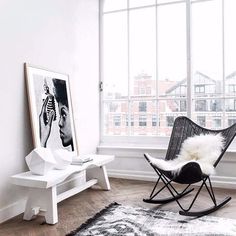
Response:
143,116,236,217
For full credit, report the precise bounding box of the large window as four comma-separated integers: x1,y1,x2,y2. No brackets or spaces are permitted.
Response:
101,0,236,139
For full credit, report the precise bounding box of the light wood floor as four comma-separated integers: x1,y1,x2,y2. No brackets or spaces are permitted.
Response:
1,178,236,236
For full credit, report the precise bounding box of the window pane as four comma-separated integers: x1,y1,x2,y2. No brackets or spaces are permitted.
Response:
221,102,236,127
225,98,236,112
157,3,186,98
211,115,222,129
194,98,223,112
195,100,207,112
196,115,206,127
225,77,236,96
193,72,221,98
103,0,127,12
192,0,223,98
225,0,236,97
103,12,128,99
158,100,187,136
129,7,156,97
130,100,157,135
129,0,155,8
139,101,147,112
103,102,128,135
227,114,236,127
152,114,157,127
192,98,224,128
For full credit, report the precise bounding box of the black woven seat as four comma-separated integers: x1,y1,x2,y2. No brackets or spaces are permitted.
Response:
143,116,236,217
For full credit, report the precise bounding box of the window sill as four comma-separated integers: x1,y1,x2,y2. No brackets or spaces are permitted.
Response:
99,135,236,154
98,144,167,152
97,144,236,161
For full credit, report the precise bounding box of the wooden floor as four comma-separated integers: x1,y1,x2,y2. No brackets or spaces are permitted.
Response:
1,178,236,236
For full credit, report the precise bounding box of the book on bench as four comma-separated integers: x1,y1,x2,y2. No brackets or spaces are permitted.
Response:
71,155,93,165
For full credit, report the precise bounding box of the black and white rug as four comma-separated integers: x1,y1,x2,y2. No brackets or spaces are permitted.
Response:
67,202,236,236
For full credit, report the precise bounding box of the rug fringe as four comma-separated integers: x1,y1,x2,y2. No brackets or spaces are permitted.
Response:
66,202,120,236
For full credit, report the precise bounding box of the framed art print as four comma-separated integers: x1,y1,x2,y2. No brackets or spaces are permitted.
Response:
24,63,78,156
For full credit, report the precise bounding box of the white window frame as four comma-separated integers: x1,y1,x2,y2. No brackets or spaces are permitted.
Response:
99,0,236,150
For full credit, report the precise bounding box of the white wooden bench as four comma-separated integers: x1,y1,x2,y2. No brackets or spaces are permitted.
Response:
11,154,114,224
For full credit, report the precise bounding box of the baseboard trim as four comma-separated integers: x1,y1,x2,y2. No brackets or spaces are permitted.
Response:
108,169,156,182
0,198,26,224
2,170,235,224
107,169,236,189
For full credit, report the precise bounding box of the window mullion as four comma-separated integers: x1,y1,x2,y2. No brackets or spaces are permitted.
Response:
156,0,159,135
186,0,193,118
127,0,131,135
99,0,105,140
222,0,226,127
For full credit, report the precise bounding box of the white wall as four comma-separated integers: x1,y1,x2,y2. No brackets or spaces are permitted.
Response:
99,146,236,189
0,0,99,223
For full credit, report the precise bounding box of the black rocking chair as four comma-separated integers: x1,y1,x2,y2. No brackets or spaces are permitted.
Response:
144,116,236,217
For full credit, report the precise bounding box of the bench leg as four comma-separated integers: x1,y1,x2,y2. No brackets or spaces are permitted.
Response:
23,186,58,224
87,165,111,190
23,199,35,221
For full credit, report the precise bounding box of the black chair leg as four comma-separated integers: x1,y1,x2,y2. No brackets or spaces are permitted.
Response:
144,157,231,217
179,177,231,217
144,187,194,204
179,196,231,217
143,169,194,205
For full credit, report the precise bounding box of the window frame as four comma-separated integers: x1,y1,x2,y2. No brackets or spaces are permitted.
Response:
99,0,236,149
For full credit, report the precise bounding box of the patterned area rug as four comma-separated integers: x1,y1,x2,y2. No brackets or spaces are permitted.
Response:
66,202,236,236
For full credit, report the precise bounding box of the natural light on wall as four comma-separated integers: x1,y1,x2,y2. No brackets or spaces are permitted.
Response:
100,0,236,139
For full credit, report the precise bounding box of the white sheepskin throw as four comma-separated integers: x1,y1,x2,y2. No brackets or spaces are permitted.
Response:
145,133,224,176
176,133,224,175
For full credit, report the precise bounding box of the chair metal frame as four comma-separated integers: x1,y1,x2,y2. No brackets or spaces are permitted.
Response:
143,116,236,217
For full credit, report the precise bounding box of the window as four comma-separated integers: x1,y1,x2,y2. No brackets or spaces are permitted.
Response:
228,118,236,126
101,0,236,140
197,116,206,127
166,116,174,127
180,100,187,112
212,117,222,128
226,99,236,111
109,103,118,112
113,115,121,126
139,102,147,112
195,100,207,111
126,115,129,126
139,115,147,126
210,99,222,112
195,85,205,94
152,115,157,127
131,115,134,126
229,85,236,93
126,114,135,126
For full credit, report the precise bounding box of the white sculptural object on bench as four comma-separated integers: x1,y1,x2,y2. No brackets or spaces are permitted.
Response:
25,147,56,175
